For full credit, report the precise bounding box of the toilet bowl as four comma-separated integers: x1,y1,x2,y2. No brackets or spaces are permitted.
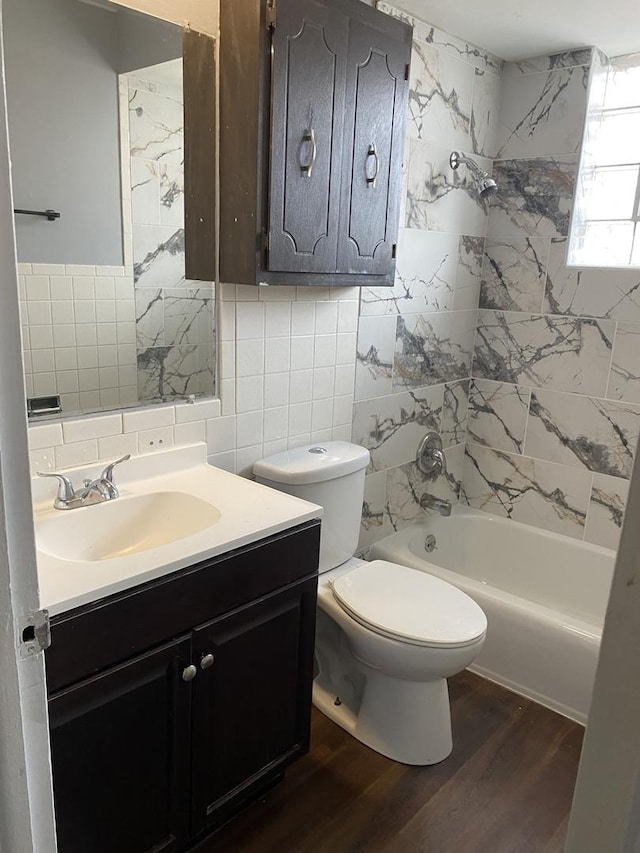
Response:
254,442,487,766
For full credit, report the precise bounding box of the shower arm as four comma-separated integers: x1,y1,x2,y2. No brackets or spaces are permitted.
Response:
449,151,488,178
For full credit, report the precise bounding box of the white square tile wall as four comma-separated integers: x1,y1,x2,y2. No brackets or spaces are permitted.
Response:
20,263,138,415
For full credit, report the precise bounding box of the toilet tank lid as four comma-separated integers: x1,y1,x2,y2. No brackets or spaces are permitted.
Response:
253,441,370,485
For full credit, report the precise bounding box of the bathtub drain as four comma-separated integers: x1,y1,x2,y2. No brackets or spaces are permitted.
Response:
424,535,437,553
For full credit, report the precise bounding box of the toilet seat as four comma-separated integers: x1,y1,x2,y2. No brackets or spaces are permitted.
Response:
331,560,487,649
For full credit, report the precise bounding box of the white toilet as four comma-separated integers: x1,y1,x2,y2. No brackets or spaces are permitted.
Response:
254,441,487,766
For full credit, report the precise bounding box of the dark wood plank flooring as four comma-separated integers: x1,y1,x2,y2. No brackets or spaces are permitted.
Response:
199,672,583,853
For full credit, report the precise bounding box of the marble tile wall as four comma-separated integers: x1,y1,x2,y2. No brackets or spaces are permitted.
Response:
124,68,216,404
355,4,502,547
465,48,639,550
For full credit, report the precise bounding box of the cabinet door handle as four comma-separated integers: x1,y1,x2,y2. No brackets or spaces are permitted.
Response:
200,653,215,671
181,664,198,682
299,128,317,178
365,143,379,188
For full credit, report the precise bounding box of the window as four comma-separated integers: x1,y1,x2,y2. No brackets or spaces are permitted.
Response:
568,52,640,267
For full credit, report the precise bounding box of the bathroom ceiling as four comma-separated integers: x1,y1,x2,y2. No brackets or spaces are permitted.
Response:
395,0,640,60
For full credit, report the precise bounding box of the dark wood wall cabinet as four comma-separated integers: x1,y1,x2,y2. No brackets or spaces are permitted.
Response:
216,0,412,287
46,521,320,853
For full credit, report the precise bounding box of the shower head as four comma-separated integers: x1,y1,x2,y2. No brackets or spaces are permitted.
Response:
477,175,498,198
450,151,498,198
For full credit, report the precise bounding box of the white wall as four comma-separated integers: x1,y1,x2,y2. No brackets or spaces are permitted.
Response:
5,0,188,268
118,11,182,73
114,0,217,36
4,0,124,265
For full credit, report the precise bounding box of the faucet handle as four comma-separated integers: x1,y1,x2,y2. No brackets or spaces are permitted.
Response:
100,454,131,483
36,471,76,502
416,432,447,480
431,447,447,475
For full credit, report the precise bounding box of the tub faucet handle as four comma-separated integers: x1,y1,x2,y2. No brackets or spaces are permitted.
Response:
430,447,447,474
416,432,447,481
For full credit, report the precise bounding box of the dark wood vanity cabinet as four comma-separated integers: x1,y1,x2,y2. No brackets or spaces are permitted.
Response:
45,521,320,853
48,637,192,853
215,0,412,287
191,585,312,834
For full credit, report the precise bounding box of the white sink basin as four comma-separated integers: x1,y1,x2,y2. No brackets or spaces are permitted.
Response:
33,444,322,616
36,491,221,562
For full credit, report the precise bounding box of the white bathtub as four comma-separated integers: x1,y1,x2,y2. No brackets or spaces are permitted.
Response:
370,506,615,723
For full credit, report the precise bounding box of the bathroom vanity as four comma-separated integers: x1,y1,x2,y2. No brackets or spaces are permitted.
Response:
36,446,321,853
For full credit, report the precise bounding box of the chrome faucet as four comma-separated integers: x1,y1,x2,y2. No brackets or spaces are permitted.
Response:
416,431,447,480
37,454,131,510
416,432,451,516
420,493,452,517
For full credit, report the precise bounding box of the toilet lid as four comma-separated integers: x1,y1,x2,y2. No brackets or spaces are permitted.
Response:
332,560,487,648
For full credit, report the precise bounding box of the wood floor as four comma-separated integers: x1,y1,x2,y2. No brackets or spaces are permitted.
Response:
200,672,583,853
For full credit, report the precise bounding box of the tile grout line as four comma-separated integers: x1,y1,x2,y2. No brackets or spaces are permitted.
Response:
519,386,534,456
604,320,619,402
581,470,597,543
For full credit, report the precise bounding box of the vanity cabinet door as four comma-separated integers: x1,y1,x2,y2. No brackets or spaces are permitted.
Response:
190,577,317,833
48,636,192,853
336,13,409,275
267,0,348,273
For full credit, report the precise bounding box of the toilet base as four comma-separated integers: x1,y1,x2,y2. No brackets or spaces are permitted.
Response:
313,670,453,766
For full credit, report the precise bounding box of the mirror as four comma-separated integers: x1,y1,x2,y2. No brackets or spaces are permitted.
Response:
4,0,216,418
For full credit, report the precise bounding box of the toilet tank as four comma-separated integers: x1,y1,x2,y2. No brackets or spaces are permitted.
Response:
254,442,370,573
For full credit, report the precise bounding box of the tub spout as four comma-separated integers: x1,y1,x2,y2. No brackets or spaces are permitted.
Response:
420,493,452,517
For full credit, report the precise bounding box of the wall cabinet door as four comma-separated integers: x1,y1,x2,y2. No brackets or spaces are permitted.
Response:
48,637,192,853
268,0,348,273
217,0,411,286
267,0,409,279
190,579,317,833
337,16,408,274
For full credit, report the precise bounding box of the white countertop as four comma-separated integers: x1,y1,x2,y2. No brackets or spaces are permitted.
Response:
34,444,322,616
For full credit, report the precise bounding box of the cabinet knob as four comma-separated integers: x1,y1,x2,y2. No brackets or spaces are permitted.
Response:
182,664,198,682
200,653,215,670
